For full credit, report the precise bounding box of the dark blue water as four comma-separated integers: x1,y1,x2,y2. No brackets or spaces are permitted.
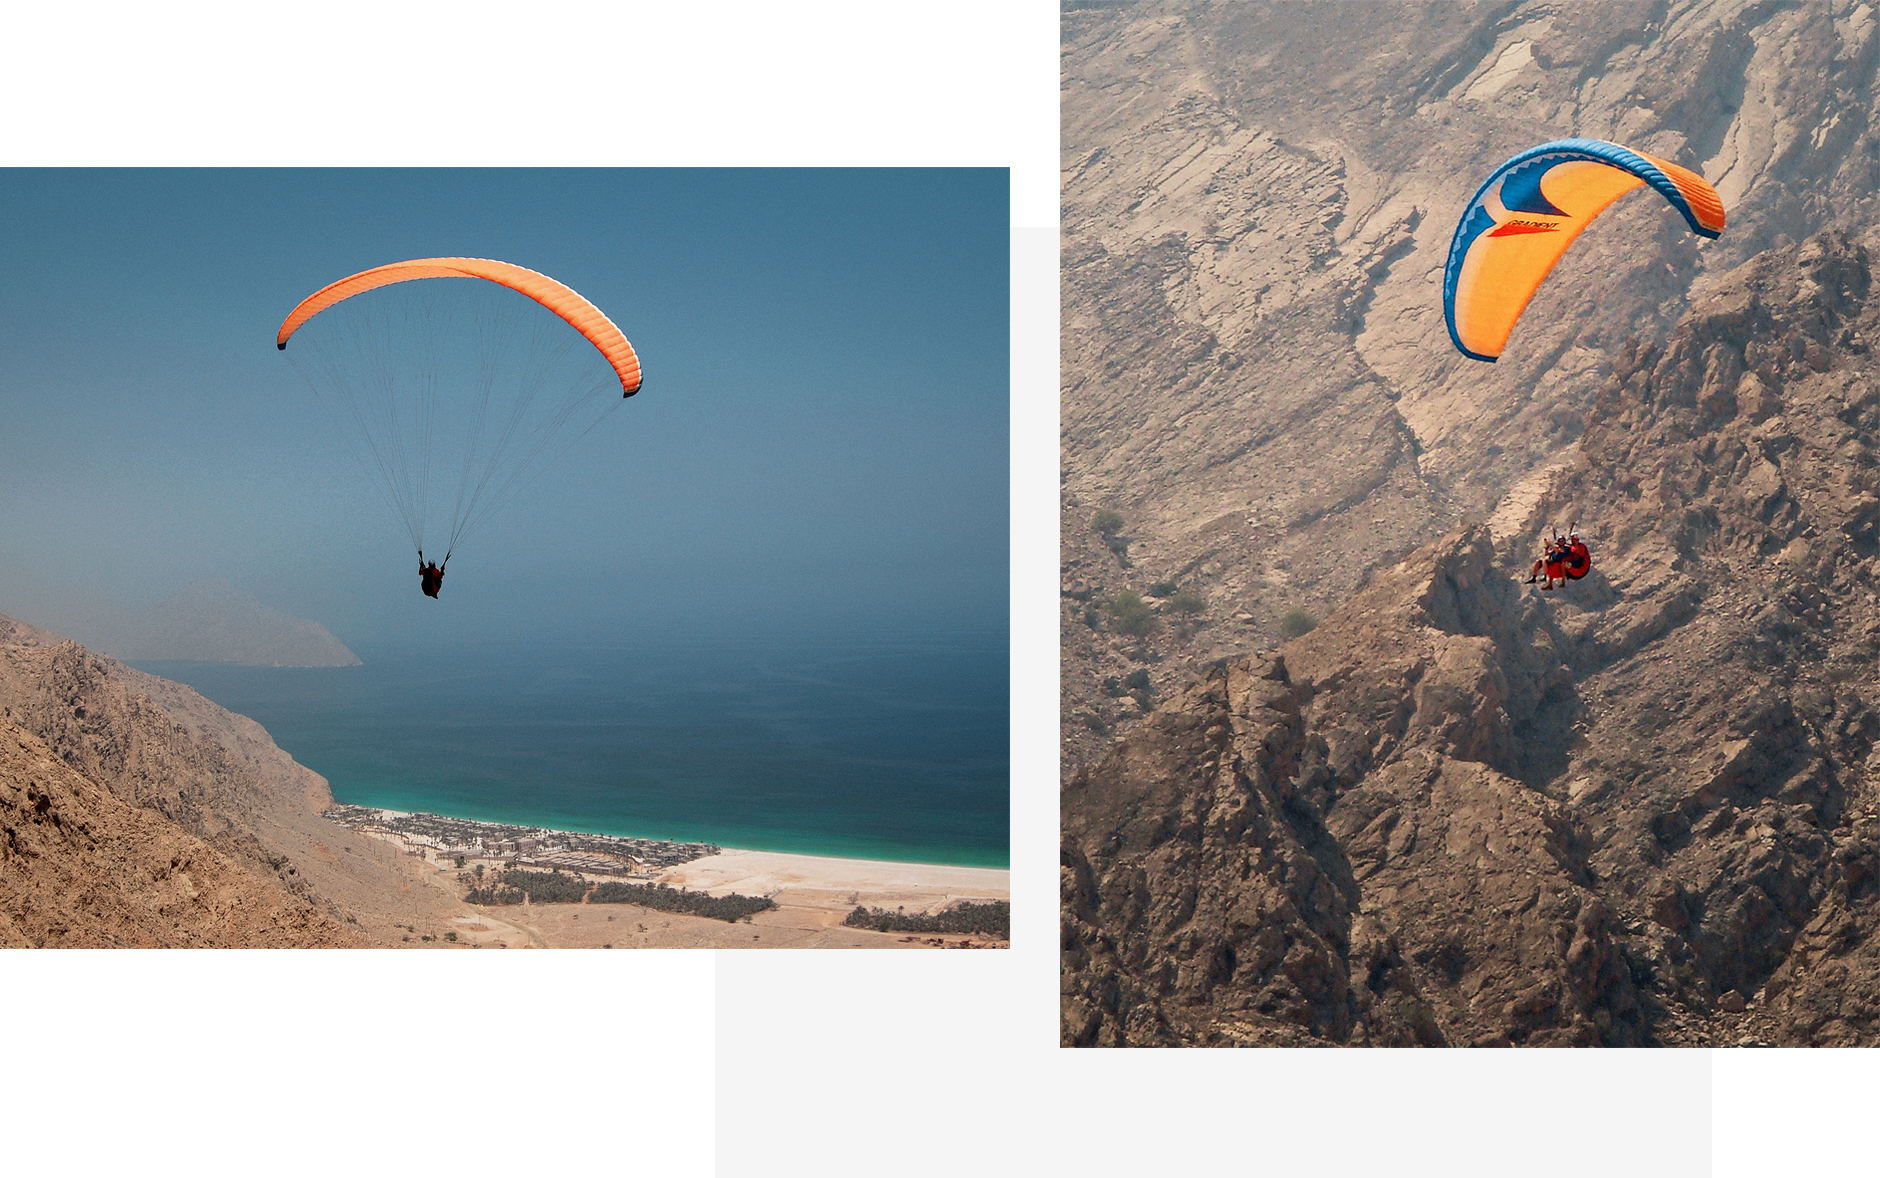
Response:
132,635,1008,867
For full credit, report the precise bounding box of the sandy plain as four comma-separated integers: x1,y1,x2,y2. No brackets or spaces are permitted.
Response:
394,846,1010,950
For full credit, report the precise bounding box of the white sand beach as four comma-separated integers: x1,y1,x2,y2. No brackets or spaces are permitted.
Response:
658,847,1009,909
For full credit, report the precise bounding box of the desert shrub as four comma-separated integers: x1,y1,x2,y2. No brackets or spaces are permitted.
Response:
1278,608,1319,639
1107,591,1156,637
1092,511,1131,562
1120,668,1153,709
1169,589,1206,616
1148,580,1177,597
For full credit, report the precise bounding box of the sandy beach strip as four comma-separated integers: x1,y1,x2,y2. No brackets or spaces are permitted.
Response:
656,848,1008,914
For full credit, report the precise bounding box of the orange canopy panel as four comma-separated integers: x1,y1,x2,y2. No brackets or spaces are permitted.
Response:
1443,139,1725,362
277,257,642,396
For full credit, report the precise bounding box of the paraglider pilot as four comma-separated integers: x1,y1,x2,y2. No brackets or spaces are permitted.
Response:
419,553,445,599
1526,532,1590,591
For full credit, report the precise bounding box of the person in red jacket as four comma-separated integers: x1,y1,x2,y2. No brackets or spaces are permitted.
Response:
419,556,445,599
1562,534,1592,581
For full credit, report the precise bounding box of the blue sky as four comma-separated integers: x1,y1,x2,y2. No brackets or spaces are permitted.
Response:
0,169,1009,653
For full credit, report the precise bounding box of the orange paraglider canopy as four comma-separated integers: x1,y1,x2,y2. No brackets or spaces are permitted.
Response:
277,257,642,396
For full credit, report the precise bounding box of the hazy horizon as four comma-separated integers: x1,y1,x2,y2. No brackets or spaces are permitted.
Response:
0,169,1009,652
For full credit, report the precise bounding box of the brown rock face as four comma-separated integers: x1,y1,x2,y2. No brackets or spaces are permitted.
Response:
1063,657,1373,1046
1548,230,1880,1046
1067,232,1880,1046
0,615,461,947
1066,533,1641,1046
0,719,360,947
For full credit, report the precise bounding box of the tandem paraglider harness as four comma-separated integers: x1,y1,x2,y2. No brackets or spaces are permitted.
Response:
1526,524,1591,590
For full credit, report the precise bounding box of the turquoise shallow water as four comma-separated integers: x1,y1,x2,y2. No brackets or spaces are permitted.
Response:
133,634,1008,868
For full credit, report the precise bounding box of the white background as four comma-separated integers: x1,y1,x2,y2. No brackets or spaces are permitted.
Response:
2,4,1871,1175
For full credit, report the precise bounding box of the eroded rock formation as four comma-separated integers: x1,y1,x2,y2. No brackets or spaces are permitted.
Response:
1066,230,1880,1046
0,614,456,947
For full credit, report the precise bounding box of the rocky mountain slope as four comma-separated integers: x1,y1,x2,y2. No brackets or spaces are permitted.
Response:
1061,0,1880,771
0,717,359,947
0,613,457,946
1064,230,1880,1046
95,579,361,666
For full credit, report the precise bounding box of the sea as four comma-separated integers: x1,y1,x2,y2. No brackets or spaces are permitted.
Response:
131,633,1008,868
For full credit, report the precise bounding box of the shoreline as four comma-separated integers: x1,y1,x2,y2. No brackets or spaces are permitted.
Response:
325,800,1010,873
400,838,1009,952
326,805,1011,940
129,646,1010,874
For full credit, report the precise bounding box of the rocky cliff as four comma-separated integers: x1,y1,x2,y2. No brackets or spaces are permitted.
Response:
0,613,454,947
1061,0,1880,771
0,717,357,947
1065,230,1880,1046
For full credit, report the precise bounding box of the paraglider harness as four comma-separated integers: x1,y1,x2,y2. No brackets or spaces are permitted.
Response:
1530,524,1591,586
419,550,449,599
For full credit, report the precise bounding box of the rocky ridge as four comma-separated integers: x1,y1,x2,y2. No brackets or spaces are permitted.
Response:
0,613,457,946
1065,230,1880,1046
0,717,359,947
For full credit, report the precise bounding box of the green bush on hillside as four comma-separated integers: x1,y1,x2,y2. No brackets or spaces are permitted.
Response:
1278,608,1319,639
1107,591,1156,637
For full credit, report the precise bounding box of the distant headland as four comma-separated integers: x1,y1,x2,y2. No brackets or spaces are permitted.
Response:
102,579,360,666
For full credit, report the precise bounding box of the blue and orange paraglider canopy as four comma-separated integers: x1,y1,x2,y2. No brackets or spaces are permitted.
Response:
1444,138,1725,361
